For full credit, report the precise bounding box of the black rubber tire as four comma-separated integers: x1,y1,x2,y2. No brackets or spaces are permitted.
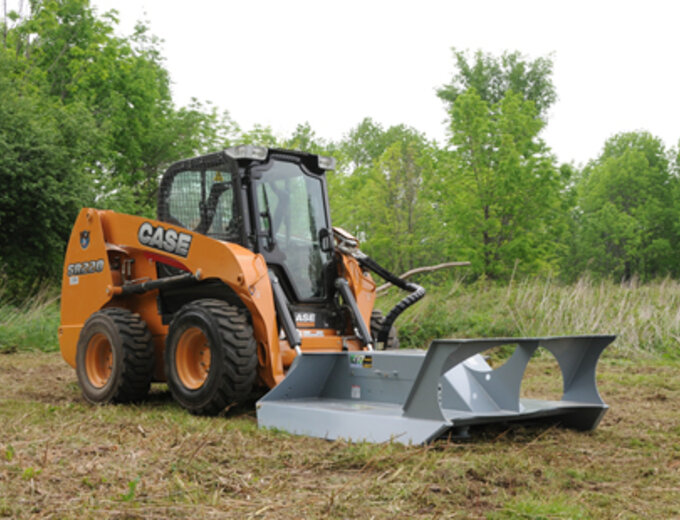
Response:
164,299,258,415
75,308,154,404
370,309,400,350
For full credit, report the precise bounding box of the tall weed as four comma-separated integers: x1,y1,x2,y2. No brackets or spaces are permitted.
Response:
0,282,60,353
379,275,680,357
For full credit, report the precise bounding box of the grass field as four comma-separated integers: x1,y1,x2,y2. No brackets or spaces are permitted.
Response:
1,352,679,519
1,278,679,518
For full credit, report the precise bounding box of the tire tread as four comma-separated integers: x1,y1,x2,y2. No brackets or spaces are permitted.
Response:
77,307,154,404
166,299,257,415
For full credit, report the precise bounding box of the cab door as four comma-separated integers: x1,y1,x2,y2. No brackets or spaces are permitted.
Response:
250,156,334,303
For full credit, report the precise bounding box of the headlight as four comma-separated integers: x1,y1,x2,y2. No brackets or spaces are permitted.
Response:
317,155,336,170
224,145,268,161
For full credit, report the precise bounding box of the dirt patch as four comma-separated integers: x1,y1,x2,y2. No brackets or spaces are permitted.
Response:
0,352,77,404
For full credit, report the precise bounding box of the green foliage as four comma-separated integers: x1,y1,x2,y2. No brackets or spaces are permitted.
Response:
397,50,567,280
238,124,279,147
21,466,42,480
567,132,679,281
437,49,557,119
5,0,236,203
119,476,140,502
341,117,400,170
0,0,236,288
0,49,97,294
283,122,328,154
331,120,445,271
5,445,15,462
361,141,436,271
442,87,565,278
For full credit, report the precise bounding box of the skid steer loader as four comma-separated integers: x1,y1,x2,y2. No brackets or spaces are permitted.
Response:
59,145,614,444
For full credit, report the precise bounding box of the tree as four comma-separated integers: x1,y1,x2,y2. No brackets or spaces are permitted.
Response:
0,0,237,293
330,120,446,271
437,49,556,120
341,118,394,172
568,132,679,280
436,50,565,279
283,122,328,154
5,0,232,213
443,86,564,278
357,139,442,272
0,50,97,296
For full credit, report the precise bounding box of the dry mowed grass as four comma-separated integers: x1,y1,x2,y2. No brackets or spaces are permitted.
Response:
0,351,678,519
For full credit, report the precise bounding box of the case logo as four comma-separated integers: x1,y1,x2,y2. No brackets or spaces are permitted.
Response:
295,312,316,324
138,222,192,258
80,230,90,249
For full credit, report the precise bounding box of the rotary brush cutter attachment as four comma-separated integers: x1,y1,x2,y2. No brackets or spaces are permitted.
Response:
256,335,615,444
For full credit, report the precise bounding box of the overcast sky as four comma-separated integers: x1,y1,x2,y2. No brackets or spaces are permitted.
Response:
87,0,679,165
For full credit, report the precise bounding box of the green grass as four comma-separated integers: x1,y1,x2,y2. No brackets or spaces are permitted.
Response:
0,284,60,353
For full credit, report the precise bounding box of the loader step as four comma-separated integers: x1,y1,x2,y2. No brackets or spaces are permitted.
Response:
256,336,615,444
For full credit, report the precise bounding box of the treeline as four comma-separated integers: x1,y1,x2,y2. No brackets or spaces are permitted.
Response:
1,0,679,298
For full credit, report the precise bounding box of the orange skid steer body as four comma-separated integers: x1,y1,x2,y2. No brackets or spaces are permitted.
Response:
59,146,613,444
60,208,373,390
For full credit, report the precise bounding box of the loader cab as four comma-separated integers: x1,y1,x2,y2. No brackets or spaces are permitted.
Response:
248,151,335,303
158,146,337,308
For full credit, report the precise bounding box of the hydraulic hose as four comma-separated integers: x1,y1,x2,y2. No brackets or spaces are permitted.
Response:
356,255,426,344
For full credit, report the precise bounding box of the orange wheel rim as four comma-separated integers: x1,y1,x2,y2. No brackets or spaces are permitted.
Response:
176,327,211,390
85,333,113,388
